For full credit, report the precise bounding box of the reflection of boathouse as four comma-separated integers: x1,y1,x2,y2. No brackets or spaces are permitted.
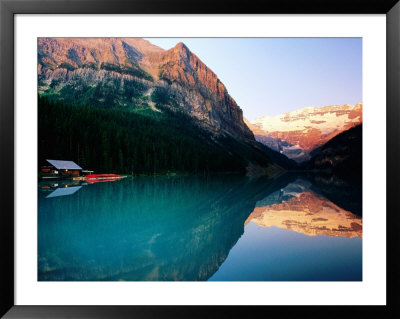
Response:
39,179,85,198
45,186,82,198
40,159,83,178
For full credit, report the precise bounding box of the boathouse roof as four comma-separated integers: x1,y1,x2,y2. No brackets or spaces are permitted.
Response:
46,186,83,198
46,159,83,170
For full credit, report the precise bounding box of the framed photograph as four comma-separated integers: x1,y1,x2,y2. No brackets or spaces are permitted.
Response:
1,0,399,318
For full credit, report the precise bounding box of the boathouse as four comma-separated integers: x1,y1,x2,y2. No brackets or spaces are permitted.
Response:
41,159,83,178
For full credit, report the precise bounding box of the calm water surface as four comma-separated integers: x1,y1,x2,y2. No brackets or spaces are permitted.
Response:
38,175,362,281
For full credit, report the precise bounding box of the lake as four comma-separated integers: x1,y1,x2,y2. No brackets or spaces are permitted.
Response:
38,174,362,281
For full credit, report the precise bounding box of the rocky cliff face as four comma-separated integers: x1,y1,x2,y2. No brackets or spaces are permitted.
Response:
248,103,362,162
38,38,253,141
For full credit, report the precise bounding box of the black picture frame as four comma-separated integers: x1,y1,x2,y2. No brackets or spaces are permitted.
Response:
1,0,399,318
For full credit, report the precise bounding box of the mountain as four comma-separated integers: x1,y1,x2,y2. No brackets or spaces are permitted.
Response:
38,38,253,141
37,38,284,175
248,103,362,162
306,124,362,178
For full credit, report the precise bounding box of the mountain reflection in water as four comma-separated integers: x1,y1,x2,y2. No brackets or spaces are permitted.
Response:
38,174,362,281
245,179,362,238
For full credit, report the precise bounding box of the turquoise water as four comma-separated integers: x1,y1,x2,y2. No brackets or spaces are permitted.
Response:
38,175,362,281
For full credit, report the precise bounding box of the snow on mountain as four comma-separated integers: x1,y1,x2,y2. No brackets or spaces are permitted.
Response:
248,103,362,162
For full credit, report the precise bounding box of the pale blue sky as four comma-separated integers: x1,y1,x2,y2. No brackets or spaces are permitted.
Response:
145,38,362,121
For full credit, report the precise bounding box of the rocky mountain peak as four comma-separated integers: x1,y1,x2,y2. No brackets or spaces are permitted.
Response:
173,42,190,55
38,38,254,142
249,103,362,162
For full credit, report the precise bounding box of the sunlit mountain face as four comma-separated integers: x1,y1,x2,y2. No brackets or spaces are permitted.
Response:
247,103,362,162
38,38,253,141
245,178,362,238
